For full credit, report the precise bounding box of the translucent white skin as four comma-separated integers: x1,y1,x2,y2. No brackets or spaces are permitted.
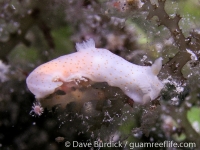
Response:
26,39,164,103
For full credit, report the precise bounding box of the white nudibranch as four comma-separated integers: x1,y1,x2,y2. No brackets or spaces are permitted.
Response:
26,39,164,103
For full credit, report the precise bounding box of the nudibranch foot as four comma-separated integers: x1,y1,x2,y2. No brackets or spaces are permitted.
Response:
56,77,92,95
142,94,151,104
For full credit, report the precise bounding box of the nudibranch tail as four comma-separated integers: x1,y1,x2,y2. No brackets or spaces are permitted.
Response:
26,38,164,104
151,57,163,75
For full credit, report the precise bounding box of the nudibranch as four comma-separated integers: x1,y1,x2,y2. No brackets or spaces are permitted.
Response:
26,39,164,103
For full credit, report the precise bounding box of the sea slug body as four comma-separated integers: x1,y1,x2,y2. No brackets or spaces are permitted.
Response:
26,39,164,103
